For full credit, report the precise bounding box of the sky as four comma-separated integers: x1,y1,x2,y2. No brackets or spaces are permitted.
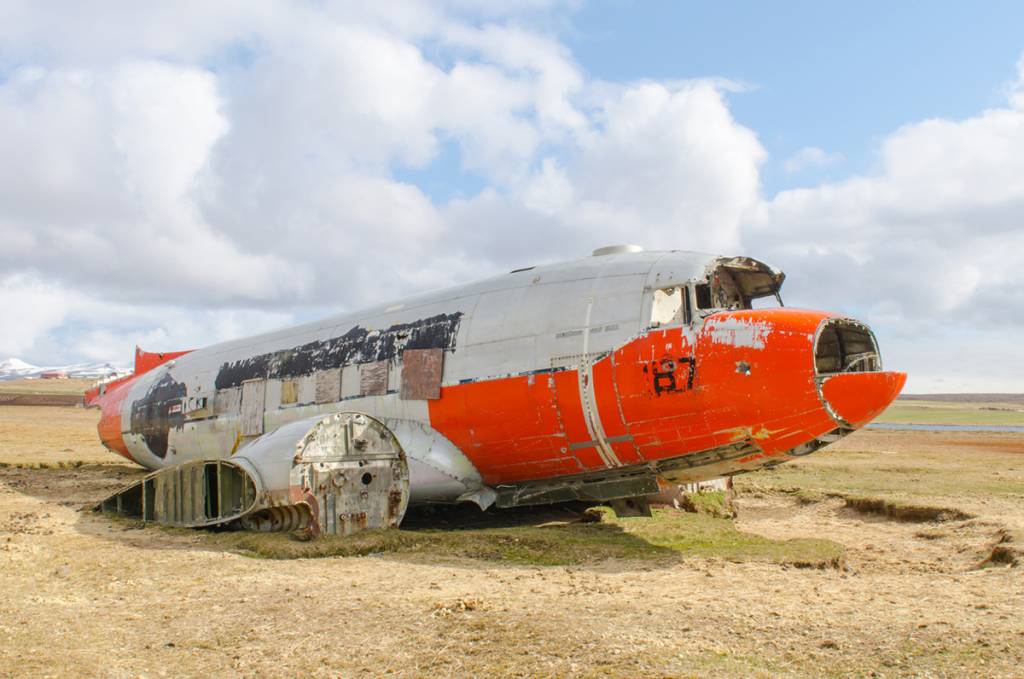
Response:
1,0,1022,392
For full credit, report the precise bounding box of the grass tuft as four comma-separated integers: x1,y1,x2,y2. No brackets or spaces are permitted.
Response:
843,496,973,523
675,490,735,518
978,530,1022,568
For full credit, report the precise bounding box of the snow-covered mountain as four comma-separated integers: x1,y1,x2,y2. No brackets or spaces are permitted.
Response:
0,357,131,381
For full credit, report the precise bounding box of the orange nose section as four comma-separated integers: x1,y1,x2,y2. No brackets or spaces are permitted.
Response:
819,371,907,428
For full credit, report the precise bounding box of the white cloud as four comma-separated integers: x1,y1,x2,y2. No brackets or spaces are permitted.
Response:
0,61,303,305
748,59,1024,391
0,2,1019,392
783,146,843,173
0,274,294,367
0,275,74,360
752,89,1024,328
442,79,765,263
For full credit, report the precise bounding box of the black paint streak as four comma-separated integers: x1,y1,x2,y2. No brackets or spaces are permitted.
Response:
214,313,463,390
130,372,186,459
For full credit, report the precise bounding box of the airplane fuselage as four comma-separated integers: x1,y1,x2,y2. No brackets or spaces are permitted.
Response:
92,249,906,508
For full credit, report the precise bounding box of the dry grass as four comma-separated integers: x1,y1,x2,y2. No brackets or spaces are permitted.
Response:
2,409,1024,677
0,405,113,466
0,378,95,396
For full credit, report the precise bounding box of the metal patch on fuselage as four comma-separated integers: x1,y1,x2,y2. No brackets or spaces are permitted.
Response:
280,378,299,405
314,368,342,404
240,379,266,436
360,361,389,396
400,348,443,400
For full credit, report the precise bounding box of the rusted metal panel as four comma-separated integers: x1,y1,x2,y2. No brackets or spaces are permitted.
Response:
298,375,316,404
240,379,265,436
360,360,388,396
214,386,241,415
314,368,341,404
280,378,299,405
401,348,443,400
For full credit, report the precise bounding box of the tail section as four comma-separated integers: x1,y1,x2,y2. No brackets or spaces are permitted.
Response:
84,345,192,407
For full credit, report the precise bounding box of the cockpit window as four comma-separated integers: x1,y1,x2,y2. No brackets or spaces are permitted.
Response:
815,320,881,374
654,256,785,323
650,287,691,326
750,295,782,309
712,269,744,310
695,283,713,310
694,257,786,315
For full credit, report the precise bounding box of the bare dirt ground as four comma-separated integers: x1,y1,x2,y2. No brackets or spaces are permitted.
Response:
1,406,1022,677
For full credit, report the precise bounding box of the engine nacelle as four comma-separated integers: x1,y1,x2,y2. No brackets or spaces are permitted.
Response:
94,412,410,536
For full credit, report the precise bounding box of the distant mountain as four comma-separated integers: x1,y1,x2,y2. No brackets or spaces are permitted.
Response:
0,358,36,378
0,357,131,381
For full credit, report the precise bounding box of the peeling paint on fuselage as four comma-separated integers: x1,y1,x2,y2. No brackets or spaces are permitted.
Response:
129,372,186,459
704,316,773,349
214,313,463,389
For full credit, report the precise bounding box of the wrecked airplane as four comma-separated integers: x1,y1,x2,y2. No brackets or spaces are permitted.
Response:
87,246,905,535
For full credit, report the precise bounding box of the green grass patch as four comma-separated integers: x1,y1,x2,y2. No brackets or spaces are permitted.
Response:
616,508,843,567
741,455,1024,503
675,489,734,518
736,437,1024,529
191,507,843,568
877,403,1024,426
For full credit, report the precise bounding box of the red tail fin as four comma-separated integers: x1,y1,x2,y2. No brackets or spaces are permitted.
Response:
134,346,193,374
84,346,193,407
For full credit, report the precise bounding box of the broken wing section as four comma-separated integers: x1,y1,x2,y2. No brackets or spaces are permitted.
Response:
94,412,410,536
95,459,257,527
